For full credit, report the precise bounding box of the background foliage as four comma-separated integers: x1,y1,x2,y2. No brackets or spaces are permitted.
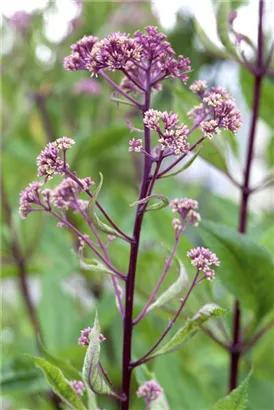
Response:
1,1,273,409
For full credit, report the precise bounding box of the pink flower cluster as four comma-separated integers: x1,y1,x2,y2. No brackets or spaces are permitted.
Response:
187,247,220,280
143,109,190,156
36,137,75,180
188,80,242,137
64,26,191,91
136,380,162,405
170,198,201,229
78,327,106,346
70,380,85,396
19,138,95,219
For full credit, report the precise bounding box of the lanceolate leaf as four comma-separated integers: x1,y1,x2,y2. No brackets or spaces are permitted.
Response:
150,304,226,359
89,173,125,240
199,138,229,173
213,370,252,410
199,220,274,320
130,194,169,212
38,340,81,380
79,253,114,276
147,256,189,313
82,312,116,397
27,356,86,410
216,1,239,59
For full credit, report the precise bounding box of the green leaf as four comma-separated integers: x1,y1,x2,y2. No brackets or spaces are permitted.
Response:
38,340,81,380
82,312,116,397
130,194,169,212
160,149,201,178
213,370,252,410
150,303,226,359
199,220,274,320
79,251,115,277
147,256,189,313
194,18,229,59
199,138,229,173
89,173,126,240
26,356,86,410
240,67,274,128
216,1,239,59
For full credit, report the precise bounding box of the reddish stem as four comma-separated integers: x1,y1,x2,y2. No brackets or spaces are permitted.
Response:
229,0,265,391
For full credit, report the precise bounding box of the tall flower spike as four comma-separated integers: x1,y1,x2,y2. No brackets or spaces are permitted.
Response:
187,247,220,280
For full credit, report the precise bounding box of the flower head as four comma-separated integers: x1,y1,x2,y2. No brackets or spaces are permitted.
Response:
64,26,191,87
64,35,98,71
78,327,106,346
36,138,74,180
70,380,85,396
190,80,208,96
9,11,31,31
128,138,143,152
137,380,163,405
187,247,220,280
19,181,44,219
170,198,201,227
51,177,94,210
144,109,190,156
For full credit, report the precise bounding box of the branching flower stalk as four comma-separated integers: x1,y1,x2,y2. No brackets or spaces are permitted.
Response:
20,27,242,409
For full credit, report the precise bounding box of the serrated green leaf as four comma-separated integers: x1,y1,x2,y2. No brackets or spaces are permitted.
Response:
150,303,226,359
194,18,229,59
38,340,81,380
130,194,169,212
199,220,274,320
82,312,116,397
160,149,201,178
26,356,86,410
147,256,189,313
216,1,239,59
89,173,126,240
213,370,252,410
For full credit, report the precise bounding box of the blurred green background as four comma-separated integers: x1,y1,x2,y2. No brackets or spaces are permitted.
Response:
1,1,274,409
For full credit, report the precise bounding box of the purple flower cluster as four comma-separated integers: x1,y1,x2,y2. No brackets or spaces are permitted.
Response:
136,380,162,405
51,177,94,211
78,327,106,346
188,80,242,138
64,26,191,91
70,380,85,396
19,138,96,219
170,198,201,229
187,247,220,280
36,137,75,180
143,109,190,156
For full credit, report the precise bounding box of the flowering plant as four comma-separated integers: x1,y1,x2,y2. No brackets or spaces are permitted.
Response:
18,25,246,409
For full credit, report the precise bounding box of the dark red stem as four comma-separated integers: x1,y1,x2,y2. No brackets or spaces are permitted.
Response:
229,0,265,391
120,68,152,410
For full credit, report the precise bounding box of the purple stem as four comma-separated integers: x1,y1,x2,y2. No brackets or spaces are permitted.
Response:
98,70,143,109
120,65,152,410
133,232,181,325
229,0,265,391
131,269,200,367
76,204,125,317
243,319,274,355
65,169,133,243
47,208,126,280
